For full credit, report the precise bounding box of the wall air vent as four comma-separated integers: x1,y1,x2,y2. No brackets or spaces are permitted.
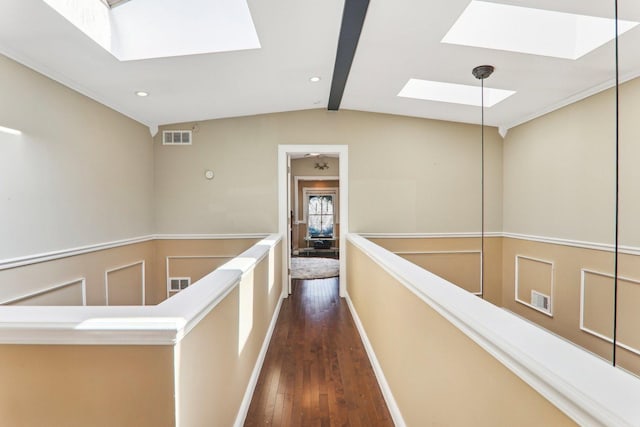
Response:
531,290,550,312
163,130,192,145
168,277,190,295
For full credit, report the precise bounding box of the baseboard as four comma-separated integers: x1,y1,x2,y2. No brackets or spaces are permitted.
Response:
344,293,406,427
233,295,284,427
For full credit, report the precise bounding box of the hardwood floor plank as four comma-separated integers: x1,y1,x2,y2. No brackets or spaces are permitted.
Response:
244,277,393,427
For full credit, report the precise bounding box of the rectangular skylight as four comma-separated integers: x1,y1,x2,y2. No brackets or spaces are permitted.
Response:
398,79,515,107
43,0,260,61
442,1,639,60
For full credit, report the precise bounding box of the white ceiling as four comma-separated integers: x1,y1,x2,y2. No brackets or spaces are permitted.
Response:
1,0,639,131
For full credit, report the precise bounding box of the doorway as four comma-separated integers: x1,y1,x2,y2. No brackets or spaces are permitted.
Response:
277,145,348,297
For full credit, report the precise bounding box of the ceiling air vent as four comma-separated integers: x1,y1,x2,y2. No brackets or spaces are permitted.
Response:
163,130,192,145
531,290,550,312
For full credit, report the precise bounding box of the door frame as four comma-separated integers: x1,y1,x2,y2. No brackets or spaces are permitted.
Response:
278,145,348,297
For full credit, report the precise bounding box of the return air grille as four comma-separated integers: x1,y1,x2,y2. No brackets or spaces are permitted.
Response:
169,277,190,294
531,290,550,311
163,130,192,145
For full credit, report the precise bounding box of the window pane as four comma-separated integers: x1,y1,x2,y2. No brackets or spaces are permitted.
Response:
309,196,322,215
321,215,334,235
309,215,321,235
323,196,334,214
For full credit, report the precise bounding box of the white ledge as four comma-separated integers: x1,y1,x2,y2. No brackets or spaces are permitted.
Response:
347,233,640,427
0,233,269,271
0,234,281,346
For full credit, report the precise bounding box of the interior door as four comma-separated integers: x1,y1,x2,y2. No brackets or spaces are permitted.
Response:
287,154,293,294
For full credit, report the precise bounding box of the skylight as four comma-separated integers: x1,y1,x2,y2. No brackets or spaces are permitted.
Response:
442,1,639,60
42,0,260,61
398,79,515,107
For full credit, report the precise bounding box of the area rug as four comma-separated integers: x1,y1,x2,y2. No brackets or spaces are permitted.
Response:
291,257,340,280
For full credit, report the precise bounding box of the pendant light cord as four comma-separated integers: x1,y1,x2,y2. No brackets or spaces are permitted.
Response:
481,78,485,299
613,0,620,367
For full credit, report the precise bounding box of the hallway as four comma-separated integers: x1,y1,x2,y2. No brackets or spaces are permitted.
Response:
244,278,393,427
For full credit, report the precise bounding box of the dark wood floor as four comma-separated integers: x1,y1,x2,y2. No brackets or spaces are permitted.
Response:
244,277,393,427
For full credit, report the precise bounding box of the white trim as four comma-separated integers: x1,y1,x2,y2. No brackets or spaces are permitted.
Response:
233,296,284,427
347,233,640,427
0,278,87,306
0,234,267,271
0,234,282,345
278,145,349,297
394,250,480,255
394,250,482,295
580,269,640,357
0,235,154,270
165,255,234,299
169,235,281,342
345,293,407,427
293,176,339,223
360,232,501,239
104,260,145,306
154,233,268,240
502,69,640,130
362,231,640,256
502,232,640,256
7,231,636,274
1,230,639,274
514,255,554,317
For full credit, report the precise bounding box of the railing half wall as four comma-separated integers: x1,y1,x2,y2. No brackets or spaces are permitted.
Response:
346,233,640,427
0,234,283,427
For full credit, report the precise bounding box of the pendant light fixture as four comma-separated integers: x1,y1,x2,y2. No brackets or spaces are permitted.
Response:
472,65,494,299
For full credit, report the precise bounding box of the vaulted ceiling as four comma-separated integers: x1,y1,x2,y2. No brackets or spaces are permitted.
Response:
1,0,639,132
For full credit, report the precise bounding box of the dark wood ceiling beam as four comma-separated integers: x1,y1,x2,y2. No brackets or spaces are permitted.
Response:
327,0,370,111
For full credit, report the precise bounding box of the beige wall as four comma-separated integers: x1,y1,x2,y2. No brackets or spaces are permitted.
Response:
154,109,503,235
0,239,283,427
0,241,156,306
503,77,640,247
502,237,640,376
347,241,576,426
501,76,640,376
0,54,154,260
371,237,503,306
0,345,175,427
154,238,259,303
177,240,282,426
370,234,640,377
0,238,258,307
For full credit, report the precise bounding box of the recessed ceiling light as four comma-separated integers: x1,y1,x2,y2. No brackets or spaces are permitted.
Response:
135,91,149,97
442,1,638,60
0,125,22,136
309,76,321,83
398,79,515,107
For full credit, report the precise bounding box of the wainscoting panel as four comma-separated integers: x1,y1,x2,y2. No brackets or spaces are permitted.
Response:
105,261,145,306
581,269,640,356
4,278,85,306
515,255,554,316
398,251,481,294
165,256,232,298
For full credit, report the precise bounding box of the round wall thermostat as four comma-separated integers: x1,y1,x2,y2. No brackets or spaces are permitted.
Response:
204,170,214,180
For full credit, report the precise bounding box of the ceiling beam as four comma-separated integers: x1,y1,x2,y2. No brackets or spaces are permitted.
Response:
327,0,370,111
